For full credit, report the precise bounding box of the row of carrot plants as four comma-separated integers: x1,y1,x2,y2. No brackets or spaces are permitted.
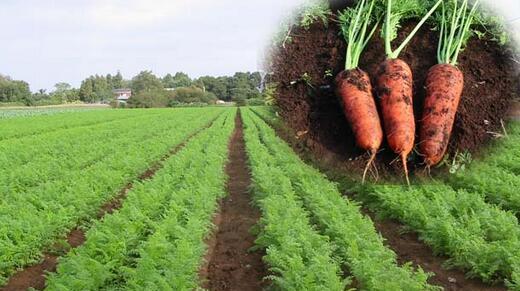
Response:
445,122,520,213
45,109,236,290
242,109,348,290
0,108,225,286
243,108,438,290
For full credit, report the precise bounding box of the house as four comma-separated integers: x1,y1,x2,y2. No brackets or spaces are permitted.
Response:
113,89,132,104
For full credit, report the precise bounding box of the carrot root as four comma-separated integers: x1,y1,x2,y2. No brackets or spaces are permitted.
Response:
362,151,377,184
419,64,464,166
401,152,410,186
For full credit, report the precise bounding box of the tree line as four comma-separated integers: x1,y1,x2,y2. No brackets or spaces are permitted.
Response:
0,70,266,107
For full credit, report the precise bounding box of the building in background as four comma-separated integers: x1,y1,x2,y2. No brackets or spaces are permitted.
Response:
113,89,132,104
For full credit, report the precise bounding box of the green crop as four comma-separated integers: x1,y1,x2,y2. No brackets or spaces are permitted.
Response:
0,108,227,286
242,110,348,290
45,109,236,290
245,108,439,290
445,122,520,213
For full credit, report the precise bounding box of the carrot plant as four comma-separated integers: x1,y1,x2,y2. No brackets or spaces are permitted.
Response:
376,0,442,185
444,122,520,213
336,0,383,183
419,0,479,167
0,108,225,287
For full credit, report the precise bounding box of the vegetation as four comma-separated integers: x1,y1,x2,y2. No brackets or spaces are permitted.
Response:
445,122,520,213
245,107,438,290
0,108,226,285
0,74,31,104
0,107,105,119
0,70,265,107
242,109,348,290
46,110,235,290
345,180,520,287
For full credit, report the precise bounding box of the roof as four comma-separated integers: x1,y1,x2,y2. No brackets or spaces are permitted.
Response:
112,88,132,93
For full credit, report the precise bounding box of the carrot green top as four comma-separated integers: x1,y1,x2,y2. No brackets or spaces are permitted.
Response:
383,0,442,59
437,0,479,66
339,0,379,70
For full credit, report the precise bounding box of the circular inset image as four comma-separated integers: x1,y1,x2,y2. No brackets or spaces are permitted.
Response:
265,0,520,182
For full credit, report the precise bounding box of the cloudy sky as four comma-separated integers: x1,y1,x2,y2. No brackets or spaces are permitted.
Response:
0,0,518,91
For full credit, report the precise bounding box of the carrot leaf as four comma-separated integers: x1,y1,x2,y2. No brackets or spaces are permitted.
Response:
339,0,379,70
437,0,479,65
383,0,442,59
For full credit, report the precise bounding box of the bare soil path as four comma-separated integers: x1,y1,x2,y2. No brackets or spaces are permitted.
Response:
1,117,218,291
201,110,267,291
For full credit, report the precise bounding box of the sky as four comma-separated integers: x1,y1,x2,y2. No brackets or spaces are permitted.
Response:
0,0,518,91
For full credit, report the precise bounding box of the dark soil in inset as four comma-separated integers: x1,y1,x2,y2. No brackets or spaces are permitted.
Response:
270,4,520,177
1,118,218,291
201,110,267,291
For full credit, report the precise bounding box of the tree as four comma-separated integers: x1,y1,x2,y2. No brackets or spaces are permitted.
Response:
131,71,163,95
51,83,79,103
79,78,94,102
162,73,175,88
170,86,217,104
112,71,124,89
127,88,169,108
0,75,31,103
171,72,192,88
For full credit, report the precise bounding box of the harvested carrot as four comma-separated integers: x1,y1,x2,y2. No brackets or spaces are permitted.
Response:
420,0,479,166
336,0,382,183
377,0,441,185
376,58,415,184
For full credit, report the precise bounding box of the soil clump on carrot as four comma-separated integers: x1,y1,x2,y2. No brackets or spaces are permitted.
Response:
270,12,519,176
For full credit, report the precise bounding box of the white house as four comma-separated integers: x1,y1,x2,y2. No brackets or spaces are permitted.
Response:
113,89,132,104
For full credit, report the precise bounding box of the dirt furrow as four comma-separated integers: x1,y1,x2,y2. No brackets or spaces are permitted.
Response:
1,117,219,291
201,110,267,291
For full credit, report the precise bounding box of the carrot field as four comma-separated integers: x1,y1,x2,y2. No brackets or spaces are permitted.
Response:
0,106,518,290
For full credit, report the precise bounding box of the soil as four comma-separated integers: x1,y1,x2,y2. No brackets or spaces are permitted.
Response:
1,117,219,291
201,110,267,291
270,3,520,177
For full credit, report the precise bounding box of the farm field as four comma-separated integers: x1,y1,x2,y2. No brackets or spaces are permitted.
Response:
0,106,519,290
0,107,108,120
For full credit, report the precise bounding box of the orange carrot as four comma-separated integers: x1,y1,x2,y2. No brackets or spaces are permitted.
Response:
377,0,441,184
376,59,415,184
420,64,464,166
336,0,381,183
336,69,383,182
419,0,478,166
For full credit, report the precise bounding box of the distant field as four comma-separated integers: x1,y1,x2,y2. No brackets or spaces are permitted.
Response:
0,104,109,119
